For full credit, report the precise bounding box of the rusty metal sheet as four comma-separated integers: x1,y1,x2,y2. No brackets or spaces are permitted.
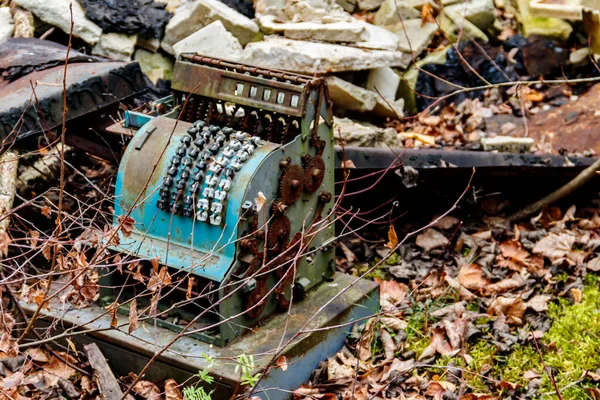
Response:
0,38,104,85
517,83,600,154
0,61,149,147
20,272,379,400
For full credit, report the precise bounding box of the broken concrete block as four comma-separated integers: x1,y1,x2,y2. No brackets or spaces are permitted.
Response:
388,19,438,54
397,46,448,115
357,0,385,11
366,67,400,102
353,22,400,51
374,0,421,27
172,20,244,61
13,0,102,44
92,33,138,61
445,0,496,31
333,117,399,147
134,48,175,84
0,8,14,44
242,37,411,74
137,35,161,52
162,0,261,54
515,0,573,42
334,0,357,12
480,136,534,152
439,9,489,42
373,97,405,118
327,76,378,112
257,15,367,42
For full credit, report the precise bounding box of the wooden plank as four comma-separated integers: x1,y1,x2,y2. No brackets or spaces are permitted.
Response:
84,343,124,400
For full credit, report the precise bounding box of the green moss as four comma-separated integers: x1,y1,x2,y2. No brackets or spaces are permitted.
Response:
385,252,399,266
492,281,600,399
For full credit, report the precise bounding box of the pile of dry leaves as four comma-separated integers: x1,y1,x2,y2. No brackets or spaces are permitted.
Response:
296,199,600,399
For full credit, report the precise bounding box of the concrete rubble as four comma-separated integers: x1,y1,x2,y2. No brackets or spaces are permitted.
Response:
2,0,588,150
13,0,102,44
0,8,14,44
162,0,260,54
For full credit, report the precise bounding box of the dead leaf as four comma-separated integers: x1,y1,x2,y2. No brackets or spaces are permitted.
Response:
385,224,398,249
578,212,600,229
415,228,448,252
434,216,460,230
42,356,76,385
588,257,600,272
571,288,583,303
164,379,182,400
24,347,49,363
487,297,526,325
186,276,196,300
128,299,138,333
374,278,407,305
381,358,415,381
41,205,52,218
341,160,356,169
527,294,552,312
523,370,541,379
255,191,267,212
587,388,600,400
419,328,453,360
532,233,575,262
458,263,490,292
116,215,135,237
133,380,163,400
105,302,119,328
28,230,40,248
461,394,494,400
276,356,288,372
327,357,355,380
380,327,395,361
484,273,525,295
425,381,445,400
381,316,408,331
421,2,436,24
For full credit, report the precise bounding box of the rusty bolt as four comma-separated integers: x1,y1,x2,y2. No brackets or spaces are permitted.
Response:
242,278,257,293
312,168,321,177
291,179,301,189
318,191,332,203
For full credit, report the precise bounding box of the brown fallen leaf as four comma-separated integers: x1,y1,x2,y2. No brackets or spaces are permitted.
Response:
487,296,526,325
532,233,575,262
588,257,600,272
484,273,525,296
117,215,136,237
133,380,163,400
327,357,355,381
434,215,460,230
386,224,398,249
129,299,138,333
164,379,182,400
458,263,490,292
421,2,436,24
425,381,446,400
416,228,448,252
374,278,407,305
571,288,583,303
380,327,395,361
276,356,288,372
419,328,453,360
587,387,600,400
527,294,552,312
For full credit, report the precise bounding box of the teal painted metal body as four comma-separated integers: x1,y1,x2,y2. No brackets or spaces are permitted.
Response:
109,55,336,346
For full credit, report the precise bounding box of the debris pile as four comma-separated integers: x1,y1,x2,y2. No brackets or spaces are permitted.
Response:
299,201,600,399
0,0,599,153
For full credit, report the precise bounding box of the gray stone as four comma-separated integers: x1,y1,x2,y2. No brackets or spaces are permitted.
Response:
172,20,244,61
257,15,367,42
374,0,421,27
439,8,489,41
397,46,448,115
92,33,138,61
162,0,260,54
242,37,411,74
257,0,352,23
333,117,399,147
570,47,590,66
13,0,102,44
353,22,400,51
0,8,14,44
327,76,378,112
480,136,534,152
334,0,356,12
388,19,438,54
444,0,496,31
134,49,175,83
373,97,405,118
357,0,384,11
366,67,400,102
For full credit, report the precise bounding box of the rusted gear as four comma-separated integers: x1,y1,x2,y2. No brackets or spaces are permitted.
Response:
304,155,325,193
244,278,268,319
267,214,291,253
280,164,305,205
